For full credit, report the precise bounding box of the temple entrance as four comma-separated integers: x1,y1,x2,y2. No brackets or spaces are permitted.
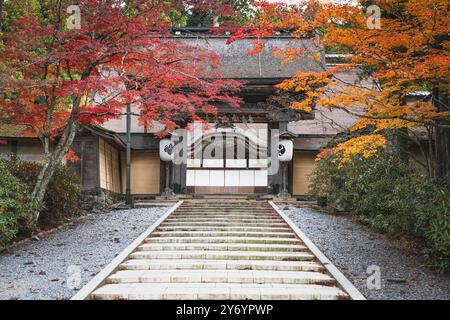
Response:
185,126,268,194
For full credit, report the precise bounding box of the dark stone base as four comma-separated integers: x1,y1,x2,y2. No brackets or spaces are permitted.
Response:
81,188,123,210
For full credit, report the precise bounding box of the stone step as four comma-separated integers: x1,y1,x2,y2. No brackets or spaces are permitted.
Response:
179,206,272,209
106,270,336,285
181,202,268,205
179,209,272,212
91,283,348,300
150,231,297,238
163,218,287,226
119,259,324,272
178,209,274,212
145,236,302,245
169,214,281,219
179,206,271,208
182,200,259,202
174,209,274,216
177,207,273,210
79,199,359,301
180,205,271,208
157,226,292,233
137,243,307,252
130,250,315,261
164,218,285,223
161,221,288,227
166,216,282,220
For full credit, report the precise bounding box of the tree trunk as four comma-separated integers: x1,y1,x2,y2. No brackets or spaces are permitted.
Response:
30,120,79,224
387,96,410,161
386,129,408,160
0,0,4,30
434,87,450,178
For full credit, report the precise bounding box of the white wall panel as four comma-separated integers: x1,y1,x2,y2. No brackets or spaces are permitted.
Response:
187,158,201,168
249,159,268,168
210,170,225,186
225,170,240,186
186,170,196,186
254,170,268,186
195,170,210,186
239,170,254,187
226,159,247,168
203,159,224,168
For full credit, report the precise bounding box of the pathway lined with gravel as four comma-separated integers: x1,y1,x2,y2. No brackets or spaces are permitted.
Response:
282,206,449,300
0,206,168,300
1,202,448,300
84,200,357,300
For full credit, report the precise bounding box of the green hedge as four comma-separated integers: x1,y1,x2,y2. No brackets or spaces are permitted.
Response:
1,157,82,228
0,163,41,250
415,179,450,273
309,152,450,273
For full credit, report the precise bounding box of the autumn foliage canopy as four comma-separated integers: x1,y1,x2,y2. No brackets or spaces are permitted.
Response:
0,0,242,212
0,0,241,140
229,0,449,171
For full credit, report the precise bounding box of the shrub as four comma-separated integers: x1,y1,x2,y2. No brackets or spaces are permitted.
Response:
309,151,450,273
345,155,425,235
0,163,41,250
415,178,450,273
1,157,82,228
309,154,353,211
39,164,83,226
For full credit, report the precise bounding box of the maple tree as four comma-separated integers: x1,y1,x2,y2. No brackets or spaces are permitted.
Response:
0,0,3,28
0,0,241,223
230,0,449,177
183,0,254,27
317,134,387,167
0,0,38,30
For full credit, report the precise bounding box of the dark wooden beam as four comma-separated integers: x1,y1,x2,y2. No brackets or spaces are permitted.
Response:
125,104,133,206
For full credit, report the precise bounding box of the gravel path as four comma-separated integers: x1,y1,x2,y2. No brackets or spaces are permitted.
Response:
1,203,448,300
0,206,168,300
283,206,450,300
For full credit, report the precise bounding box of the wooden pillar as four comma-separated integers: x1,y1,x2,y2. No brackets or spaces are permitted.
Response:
165,162,170,191
267,121,283,194
434,87,450,177
172,133,187,194
80,140,85,187
161,136,175,197
125,104,133,206
278,160,291,198
11,140,18,155
118,151,123,197
288,155,294,195
172,162,187,194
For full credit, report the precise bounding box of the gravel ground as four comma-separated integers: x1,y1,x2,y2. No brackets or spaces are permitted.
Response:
283,206,450,300
1,203,448,300
0,206,168,300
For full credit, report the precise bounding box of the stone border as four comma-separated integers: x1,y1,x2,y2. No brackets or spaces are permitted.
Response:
269,201,366,300
71,200,184,300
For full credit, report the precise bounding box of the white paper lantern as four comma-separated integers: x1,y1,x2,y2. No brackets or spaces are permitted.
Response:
160,139,174,162
278,140,293,162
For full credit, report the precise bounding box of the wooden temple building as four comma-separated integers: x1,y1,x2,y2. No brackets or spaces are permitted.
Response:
2,28,418,201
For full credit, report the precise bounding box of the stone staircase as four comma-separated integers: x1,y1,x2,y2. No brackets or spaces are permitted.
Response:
88,200,352,300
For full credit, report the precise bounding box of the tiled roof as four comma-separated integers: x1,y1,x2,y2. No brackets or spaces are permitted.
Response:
0,124,36,138
177,36,323,79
